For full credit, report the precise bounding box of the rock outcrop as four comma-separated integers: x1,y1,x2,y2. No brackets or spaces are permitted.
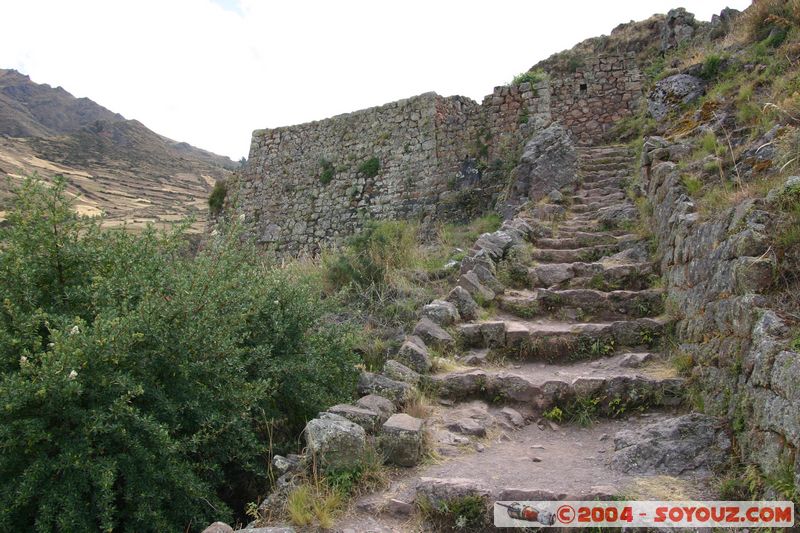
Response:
502,123,577,217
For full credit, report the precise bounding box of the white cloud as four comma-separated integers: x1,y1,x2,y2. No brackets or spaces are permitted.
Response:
0,0,751,159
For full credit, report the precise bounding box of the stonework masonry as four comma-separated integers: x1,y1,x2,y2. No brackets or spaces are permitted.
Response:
233,54,642,255
643,138,800,492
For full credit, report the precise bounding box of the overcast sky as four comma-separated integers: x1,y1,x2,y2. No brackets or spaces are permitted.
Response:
1,0,750,160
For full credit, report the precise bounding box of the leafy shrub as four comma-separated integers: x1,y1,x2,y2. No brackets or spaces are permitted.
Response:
357,157,380,178
511,68,546,86
319,158,335,185
699,54,725,80
208,180,227,215
0,177,359,531
543,406,563,422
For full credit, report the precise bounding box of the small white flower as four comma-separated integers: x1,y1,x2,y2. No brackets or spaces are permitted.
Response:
68,370,78,380
48,342,55,348
19,356,28,365
70,325,80,335
238,213,246,222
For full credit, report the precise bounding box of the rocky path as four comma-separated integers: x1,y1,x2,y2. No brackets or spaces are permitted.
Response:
329,146,730,532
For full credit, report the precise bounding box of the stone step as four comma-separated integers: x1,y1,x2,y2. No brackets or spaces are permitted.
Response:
578,160,631,172
457,316,669,361
581,175,628,188
555,226,630,237
535,232,623,249
577,146,632,157
570,200,632,215
528,261,655,291
430,356,683,414
498,288,665,321
577,153,632,163
574,187,625,199
571,191,626,204
531,243,619,263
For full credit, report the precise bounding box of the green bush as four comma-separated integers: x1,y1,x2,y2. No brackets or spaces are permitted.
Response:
700,54,725,81
323,220,417,291
319,158,335,185
0,177,359,531
208,180,227,215
511,68,546,86
357,157,380,178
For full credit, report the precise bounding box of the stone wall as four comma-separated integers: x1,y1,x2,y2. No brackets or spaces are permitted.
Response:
234,53,643,254
642,137,799,494
239,93,446,254
549,54,643,142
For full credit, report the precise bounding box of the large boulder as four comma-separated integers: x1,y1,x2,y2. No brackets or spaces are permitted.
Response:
611,413,731,475
380,414,425,467
305,413,367,472
383,359,421,386
355,394,396,423
446,286,479,321
326,404,382,434
202,523,233,533
396,338,431,373
413,317,455,349
233,527,296,533
416,477,491,507
474,231,514,261
421,299,460,327
648,74,705,121
457,271,495,302
501,122,577,217
357,372,412,405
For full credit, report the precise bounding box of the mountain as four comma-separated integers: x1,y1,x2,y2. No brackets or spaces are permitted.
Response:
0,68,235,231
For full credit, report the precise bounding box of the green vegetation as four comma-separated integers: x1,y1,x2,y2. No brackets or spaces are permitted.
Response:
319,158,335,184
496,243,533,289
743,0,800,47
357,156,380,178
0,177,360,531
681,174,703,197
517,106,529,125
418,494,489,532
511,68,546,86
699,54,725,81
543,406,564,423
324,220,418,291
567,395,601,427
208,179,227,215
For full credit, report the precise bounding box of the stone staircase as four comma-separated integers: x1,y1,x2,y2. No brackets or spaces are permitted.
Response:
331,146,714,532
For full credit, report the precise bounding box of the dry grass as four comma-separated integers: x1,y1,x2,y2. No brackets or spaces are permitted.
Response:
285,480,344,528
404,388,433,419
741,0,800,43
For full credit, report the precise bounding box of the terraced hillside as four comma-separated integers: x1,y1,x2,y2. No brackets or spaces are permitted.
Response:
0,69,235,232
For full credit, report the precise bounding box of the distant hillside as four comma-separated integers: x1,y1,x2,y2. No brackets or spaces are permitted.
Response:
0,68,235,231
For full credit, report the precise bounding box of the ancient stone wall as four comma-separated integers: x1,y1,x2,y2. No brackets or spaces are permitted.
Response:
642,138,800,492
234,53,643,254
239,93,446,254
549,54,642,142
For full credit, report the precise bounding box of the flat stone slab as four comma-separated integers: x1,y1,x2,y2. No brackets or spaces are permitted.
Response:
384,413,424,433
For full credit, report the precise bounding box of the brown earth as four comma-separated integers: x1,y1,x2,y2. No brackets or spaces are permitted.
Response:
0,68,235,232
